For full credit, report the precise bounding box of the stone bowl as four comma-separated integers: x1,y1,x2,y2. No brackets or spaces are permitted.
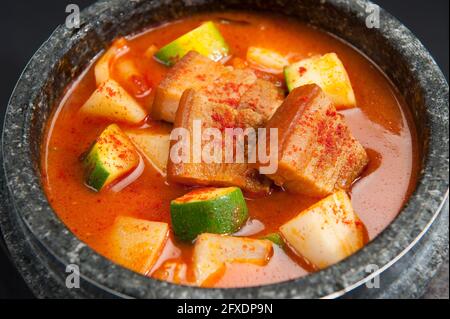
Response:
1,0,448,298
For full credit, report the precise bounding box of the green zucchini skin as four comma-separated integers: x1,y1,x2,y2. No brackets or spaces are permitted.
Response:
261,233,285,248
154,21,229,67
170,187,248,242
81,124,139,192
284,64,297,92
83,150,110,191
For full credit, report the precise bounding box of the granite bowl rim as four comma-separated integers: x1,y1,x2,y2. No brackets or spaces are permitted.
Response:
1,0,449,298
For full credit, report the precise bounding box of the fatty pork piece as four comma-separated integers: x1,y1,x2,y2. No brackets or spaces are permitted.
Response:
239,79,285,121
259,84,368,197
200,68,284,127
152,51,227,122
167,89,271,195
151,51,283,124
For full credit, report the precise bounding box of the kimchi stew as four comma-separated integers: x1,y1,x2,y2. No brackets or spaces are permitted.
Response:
41,12,419,288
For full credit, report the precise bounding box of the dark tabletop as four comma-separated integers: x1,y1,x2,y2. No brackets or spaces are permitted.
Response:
0,0,448,299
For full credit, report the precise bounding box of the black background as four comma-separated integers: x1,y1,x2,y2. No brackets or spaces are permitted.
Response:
0,0,448,298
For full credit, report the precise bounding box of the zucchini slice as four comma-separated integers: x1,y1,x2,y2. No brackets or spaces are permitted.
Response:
284,53,356,109
82,124,140,191
154,21,229,66
246,47,288,73
170,187,249,242
108,216,169,275
193,233,273,286
80,79,147,124
280,191,365,269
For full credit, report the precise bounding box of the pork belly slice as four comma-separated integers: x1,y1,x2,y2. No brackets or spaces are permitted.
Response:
152,51,227,122
167,89,271,195
200,70,284,126
259,84,368,197
152,51,283,125
238,79,284,123
201,67,257,108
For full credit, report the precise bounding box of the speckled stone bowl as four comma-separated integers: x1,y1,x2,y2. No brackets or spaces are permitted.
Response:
1,0,448,298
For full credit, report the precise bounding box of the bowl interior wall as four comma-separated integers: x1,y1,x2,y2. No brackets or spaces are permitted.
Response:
5,0,447,299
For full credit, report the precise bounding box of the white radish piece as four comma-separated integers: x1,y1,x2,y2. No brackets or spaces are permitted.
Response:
95,38,130,86
247,47,288,73
125,127,171,176
284,53,356,109
192,233,273,286
80,79,147,124
280,191,365,269
108,216,169,275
